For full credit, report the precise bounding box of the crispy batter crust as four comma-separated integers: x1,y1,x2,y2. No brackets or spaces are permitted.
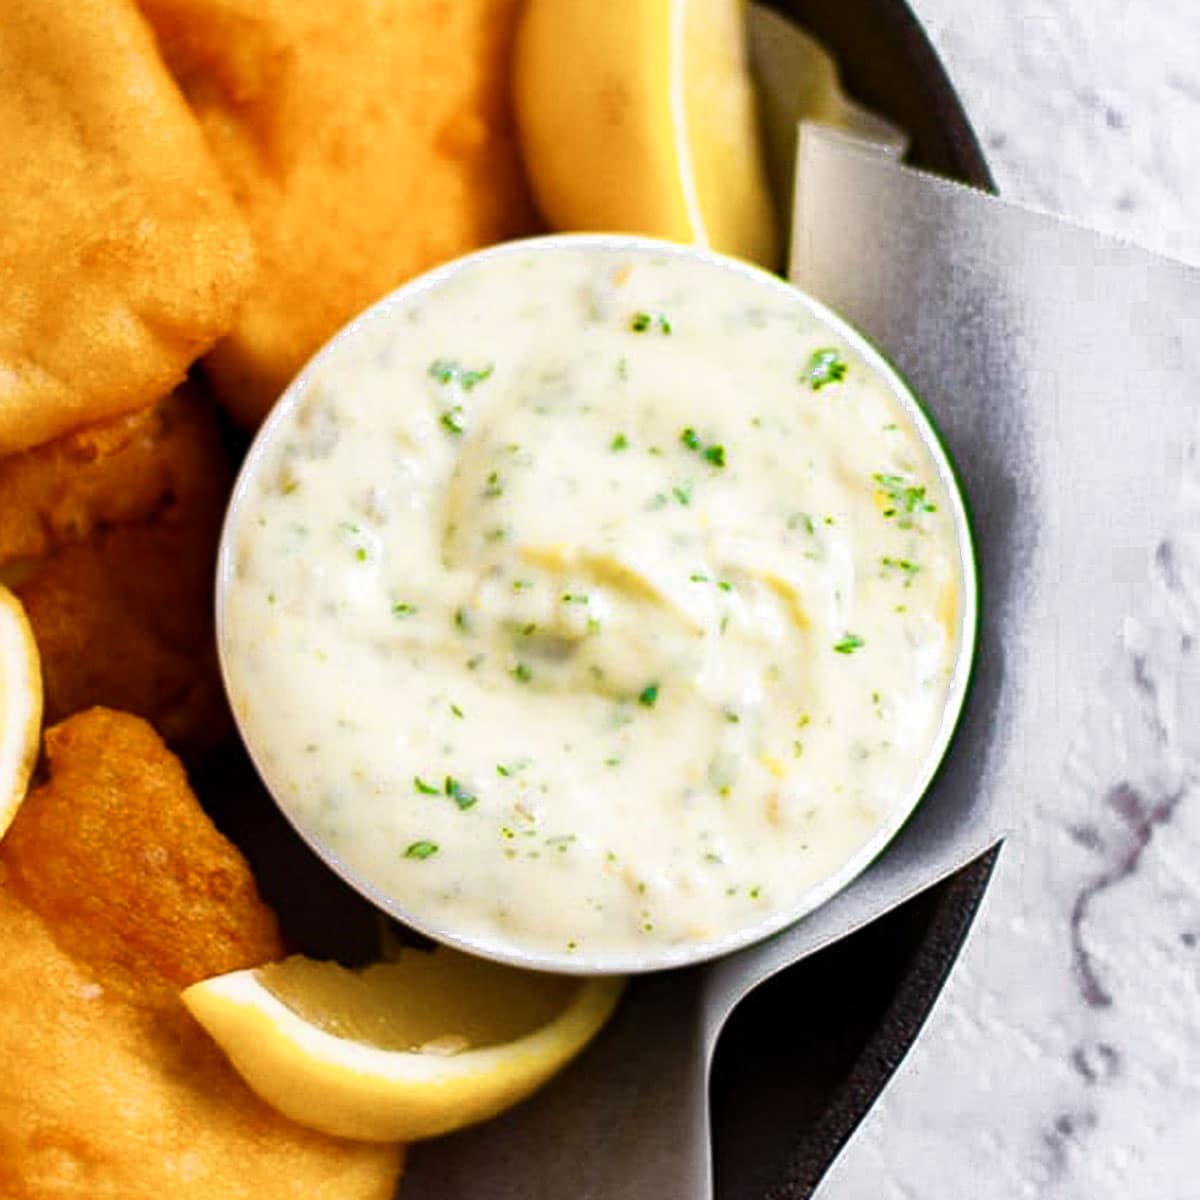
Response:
3,388,234,754
140,0,540,425
0,0,253,455
0,709,402,1198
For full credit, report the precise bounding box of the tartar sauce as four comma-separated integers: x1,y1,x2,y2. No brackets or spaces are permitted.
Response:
220,238,972,969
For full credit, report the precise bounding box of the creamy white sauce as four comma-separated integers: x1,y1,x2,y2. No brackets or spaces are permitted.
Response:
220,240,970,969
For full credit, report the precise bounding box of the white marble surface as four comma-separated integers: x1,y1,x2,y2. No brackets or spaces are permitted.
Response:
817,2,1200,1198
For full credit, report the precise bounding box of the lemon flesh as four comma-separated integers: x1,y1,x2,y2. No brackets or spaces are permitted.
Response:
514,0,780,268
183,946,624,1142
0,586,42,842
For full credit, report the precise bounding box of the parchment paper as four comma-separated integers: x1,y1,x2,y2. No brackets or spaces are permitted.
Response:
401,53,1200,1200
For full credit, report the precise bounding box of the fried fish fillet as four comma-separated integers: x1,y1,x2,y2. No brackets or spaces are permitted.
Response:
3,388,234,754
0,386,227,567
0,708,403,1198
139,0,540,426
0,0,253,456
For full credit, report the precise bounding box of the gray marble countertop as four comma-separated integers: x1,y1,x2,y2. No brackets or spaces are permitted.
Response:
817,2,1200,1197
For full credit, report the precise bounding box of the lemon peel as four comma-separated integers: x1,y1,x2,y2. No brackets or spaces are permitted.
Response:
183,946,624,1142
0,585,42,843
514,0,779,267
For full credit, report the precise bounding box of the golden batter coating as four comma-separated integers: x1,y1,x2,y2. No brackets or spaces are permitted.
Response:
0,709,403,1199
0,0,253,455
140,0,541,426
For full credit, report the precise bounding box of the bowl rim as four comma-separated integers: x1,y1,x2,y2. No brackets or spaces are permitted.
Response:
216,231,979,976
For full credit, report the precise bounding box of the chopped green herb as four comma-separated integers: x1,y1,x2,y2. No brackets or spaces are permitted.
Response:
803,347,848,390
724,709,740,724
833,632,866,654
512,579,532,592
630,311,671,335
605,757,622,768
717,580,733,593
672,482,693,506
404,840,439,860
873,473,937,527
450,703,464,718
440,407,465,436
610,432,629,452
521,622,538,636
392,602,418,616
484,527,507,543
428,359,494,391
787,512,816,535
638,683,660,708
562,592,589,604
680,426,727,469
355,547,368,562
511,662,532,683
413,776,440,795
689,572,709,583
482,471,503,498
496,763,514,777
881,556,921,580
453,607,471,632
444,777,477,810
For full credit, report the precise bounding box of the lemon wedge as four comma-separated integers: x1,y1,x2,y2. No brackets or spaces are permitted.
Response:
0,585,42,842
183,945,624,1142
513,0,780,268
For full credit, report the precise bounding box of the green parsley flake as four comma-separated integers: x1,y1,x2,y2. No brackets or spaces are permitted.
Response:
881,556,921,579
404,840,439,860
630,311,671,335
833,633,866,654
873,473,937,527
680,426,727,469
392,602,417,616
803,348,848,390
413,776,440,795
444,777,477,810
428,359,494,391
511,662,532,683
638,682,660,708
610,432,630,452
440,407,465,436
